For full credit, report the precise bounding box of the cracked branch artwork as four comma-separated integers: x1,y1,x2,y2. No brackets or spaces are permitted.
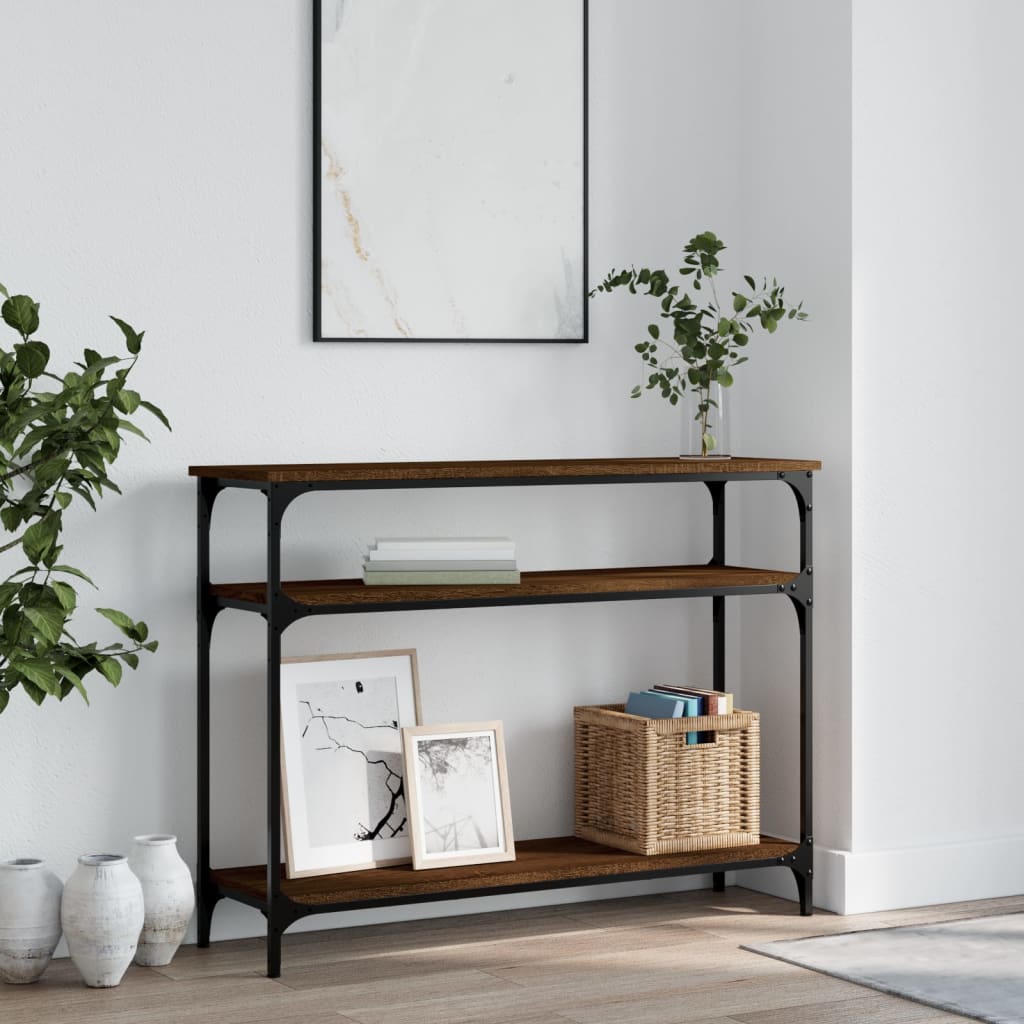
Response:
300,693,407,842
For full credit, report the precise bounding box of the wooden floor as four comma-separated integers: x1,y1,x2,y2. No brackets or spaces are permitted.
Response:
6,886,1022,1023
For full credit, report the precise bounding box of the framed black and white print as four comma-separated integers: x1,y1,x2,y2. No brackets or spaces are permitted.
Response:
402,721,515,869
314,0,588,343
280,650,422,878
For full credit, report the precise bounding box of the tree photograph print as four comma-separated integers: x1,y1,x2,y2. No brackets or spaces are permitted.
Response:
404,722,515,869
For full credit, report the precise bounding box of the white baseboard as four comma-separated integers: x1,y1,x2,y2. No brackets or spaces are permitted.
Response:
741,834,1024,915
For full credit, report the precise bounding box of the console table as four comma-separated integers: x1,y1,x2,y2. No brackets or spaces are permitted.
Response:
190,457,818,977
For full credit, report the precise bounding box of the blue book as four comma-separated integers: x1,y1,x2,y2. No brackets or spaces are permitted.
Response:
624,691,700,744
653,691,700,745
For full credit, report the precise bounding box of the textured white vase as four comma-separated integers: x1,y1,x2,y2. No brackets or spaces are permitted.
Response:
0,858,63,984
61,854,143,988
127,835,194,967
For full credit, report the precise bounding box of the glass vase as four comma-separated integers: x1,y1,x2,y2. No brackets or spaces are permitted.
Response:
680,381,731,458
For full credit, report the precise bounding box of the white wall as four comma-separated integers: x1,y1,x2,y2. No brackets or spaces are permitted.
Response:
845,0,1024,912
8,0,1018,935
0,0,761,944
733,0,854,911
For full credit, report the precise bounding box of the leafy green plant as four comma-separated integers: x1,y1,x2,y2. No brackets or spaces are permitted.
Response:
590,231,808,455
0,282,170,713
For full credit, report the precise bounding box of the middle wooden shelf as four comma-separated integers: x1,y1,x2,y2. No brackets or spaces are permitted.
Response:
209,564,799,616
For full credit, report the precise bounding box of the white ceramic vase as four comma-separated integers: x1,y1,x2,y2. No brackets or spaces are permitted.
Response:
0,858,63,984
127,835,194,966
61,854,143,988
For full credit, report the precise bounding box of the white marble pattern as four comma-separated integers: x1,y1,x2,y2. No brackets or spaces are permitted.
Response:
319,0,584,339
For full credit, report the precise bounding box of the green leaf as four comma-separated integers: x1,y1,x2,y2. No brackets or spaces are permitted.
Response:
717,369,734,387
34,455,69,489
97,657,122,687
21,680,47,706
0,281,8,299
120,651,139,670
22,514,60,565
0,505,23,532
139,400,171,431
647,324,659,340
14,660,59,694
109,315,144,355
113,388,141,414
2,295,40,337
744,275,756,290
116,418,149,441
15,341,50,377
24,605,66,644
52,564,96,587
0,582,20,609
96,606,138,639
0,689,9,713
52,581,77,612
732,294,748,313
54,665,88,703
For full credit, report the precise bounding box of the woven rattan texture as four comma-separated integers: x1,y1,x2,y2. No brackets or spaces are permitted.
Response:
574,704,761,855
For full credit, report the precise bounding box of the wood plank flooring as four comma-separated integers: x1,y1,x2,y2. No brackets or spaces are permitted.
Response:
6,886,1020,1024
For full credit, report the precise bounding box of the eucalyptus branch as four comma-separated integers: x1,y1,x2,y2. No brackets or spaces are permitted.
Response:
589,231,808,456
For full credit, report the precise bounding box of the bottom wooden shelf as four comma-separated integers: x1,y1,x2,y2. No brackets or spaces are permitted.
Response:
211,835,799,911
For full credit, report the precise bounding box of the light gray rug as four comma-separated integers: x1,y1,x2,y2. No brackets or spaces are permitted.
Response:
744,913,1024,1024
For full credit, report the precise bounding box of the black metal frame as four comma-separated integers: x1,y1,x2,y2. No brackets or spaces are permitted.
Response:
312,0,589,344
196,467,814,977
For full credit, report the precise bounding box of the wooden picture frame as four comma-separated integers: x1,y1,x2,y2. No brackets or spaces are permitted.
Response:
402,721,515,870
314,0,589,343
280,650,422,878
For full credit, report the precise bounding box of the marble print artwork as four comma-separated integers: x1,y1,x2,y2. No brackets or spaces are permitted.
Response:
319,0,585,340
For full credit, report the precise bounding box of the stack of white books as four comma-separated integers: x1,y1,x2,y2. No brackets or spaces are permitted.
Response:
363,537,520,586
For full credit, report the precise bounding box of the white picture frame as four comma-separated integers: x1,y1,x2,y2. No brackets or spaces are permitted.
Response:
280,650,422,878
402,721,515,870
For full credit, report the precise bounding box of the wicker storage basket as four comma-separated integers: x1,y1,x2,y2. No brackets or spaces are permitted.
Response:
574,703,760,855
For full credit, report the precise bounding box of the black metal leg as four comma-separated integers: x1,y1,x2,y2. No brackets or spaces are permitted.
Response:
265,485,283,977
784,470,814,916
707,482,728,897
264,484,303,977
196,479,220,949
267,922,284,979
706,481,727,689
791,866,811,914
